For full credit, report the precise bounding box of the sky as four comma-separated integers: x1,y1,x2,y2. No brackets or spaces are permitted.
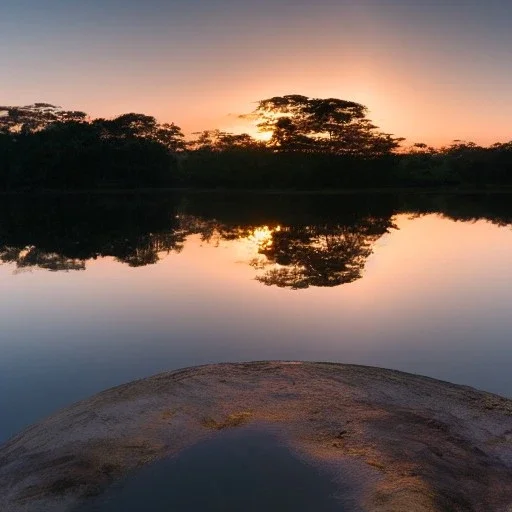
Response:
1,0,512,146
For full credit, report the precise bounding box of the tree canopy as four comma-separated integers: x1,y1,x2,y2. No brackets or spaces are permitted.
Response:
92,113,185,152
246,94,404,155
0,103,87,134
2,95,512,191
190,130,264,151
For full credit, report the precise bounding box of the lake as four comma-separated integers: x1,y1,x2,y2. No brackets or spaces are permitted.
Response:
1,191,512,442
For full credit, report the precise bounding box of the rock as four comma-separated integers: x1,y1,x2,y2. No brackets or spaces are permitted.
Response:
1,361,512,511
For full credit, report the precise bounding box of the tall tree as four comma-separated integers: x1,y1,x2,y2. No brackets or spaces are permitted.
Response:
0,103,87,134
93,113,185,151
246,94,403,155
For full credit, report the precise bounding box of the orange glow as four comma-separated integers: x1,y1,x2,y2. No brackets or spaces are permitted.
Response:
246,225,280,251
249,129,273,142
4,2,512,148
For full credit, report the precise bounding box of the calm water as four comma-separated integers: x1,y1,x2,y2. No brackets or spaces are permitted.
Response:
1,191,512,441
77,427,349,512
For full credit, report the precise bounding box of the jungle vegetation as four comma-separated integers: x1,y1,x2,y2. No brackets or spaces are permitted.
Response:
1,96,511,190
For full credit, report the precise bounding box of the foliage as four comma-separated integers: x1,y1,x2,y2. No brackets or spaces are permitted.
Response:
397,140,512,187
1,96,512,191
0,103,87,134
0,109,181,189
92,113,185,152
190,130,265,152
245,94,404,155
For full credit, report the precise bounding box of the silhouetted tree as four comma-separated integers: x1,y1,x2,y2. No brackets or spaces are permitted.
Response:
0,103,87,134
93,113,185,151
0,105,188,189
190,130,264,151
245,94,403,155
3,97,512,192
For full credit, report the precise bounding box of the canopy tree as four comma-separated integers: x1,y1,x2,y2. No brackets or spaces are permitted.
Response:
0,105,185,151
245,94,403,156
0,103,87,134
92,113,185,152
190,129,264,151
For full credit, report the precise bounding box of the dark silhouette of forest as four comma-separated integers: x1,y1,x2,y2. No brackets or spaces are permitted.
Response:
2,97,512,191
1,192,511,288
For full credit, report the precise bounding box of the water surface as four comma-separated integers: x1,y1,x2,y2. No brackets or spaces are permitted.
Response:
77,427,349,512
1,192,512,441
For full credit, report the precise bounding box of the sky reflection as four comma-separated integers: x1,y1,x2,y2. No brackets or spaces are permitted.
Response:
1,205,512,440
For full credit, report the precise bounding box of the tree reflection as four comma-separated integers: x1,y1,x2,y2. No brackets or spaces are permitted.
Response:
253,218,394,289
1,193,512,288
0,194,187,272
0,246,85,272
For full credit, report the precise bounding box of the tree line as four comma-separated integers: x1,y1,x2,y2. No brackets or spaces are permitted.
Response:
1,97,511,190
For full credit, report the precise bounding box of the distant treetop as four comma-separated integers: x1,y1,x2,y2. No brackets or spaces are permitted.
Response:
0,103,87,134
245,94,403,156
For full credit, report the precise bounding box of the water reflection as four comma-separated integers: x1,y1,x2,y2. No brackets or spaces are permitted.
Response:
2,192,512,439
0,195,187,271
253,218,394,288
0,192,511,289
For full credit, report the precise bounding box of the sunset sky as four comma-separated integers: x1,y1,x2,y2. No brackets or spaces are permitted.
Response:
2,0,512,146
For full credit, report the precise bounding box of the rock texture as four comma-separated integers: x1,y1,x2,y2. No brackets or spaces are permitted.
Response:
1,361,512,511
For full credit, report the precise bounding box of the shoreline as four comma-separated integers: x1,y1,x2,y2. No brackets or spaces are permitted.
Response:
1,361,512,511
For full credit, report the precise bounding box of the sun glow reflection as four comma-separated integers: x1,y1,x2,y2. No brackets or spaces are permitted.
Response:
235,225,282,273
246,225,281,250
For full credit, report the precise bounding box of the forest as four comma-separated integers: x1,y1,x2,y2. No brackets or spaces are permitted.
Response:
1,96,512,190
